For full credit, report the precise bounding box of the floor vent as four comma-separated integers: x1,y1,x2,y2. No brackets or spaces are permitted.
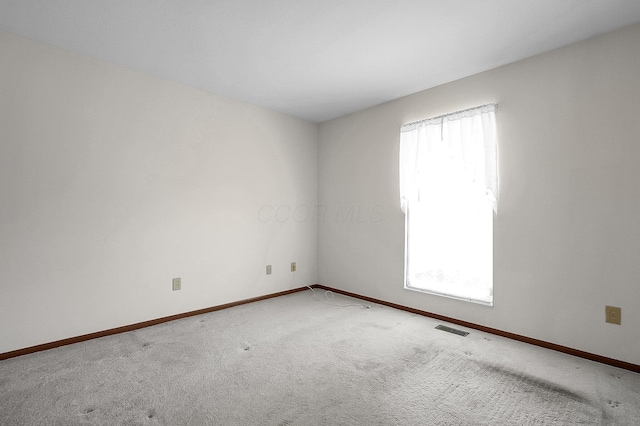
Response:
435,325,469,336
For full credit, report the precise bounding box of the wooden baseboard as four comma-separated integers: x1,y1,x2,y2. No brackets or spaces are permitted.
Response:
0,287,308,361
311,284,640,374
4,284,638,373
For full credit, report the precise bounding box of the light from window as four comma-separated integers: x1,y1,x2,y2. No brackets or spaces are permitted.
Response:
399,104,497,305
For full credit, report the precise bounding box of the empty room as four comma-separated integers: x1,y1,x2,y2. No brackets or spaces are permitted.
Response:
1,1,640,424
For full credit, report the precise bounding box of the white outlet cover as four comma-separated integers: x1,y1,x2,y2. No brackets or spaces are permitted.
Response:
172,278,181,291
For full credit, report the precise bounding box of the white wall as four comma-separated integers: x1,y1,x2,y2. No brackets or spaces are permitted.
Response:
0,31,318,354
318,23,640,365
3,23,640,366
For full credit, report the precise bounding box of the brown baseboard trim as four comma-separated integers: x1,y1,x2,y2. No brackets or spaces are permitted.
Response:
5,284,638,373
312,284,640,373
0,286,308,361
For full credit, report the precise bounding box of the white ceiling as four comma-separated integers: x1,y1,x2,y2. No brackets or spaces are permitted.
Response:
1,1,640,123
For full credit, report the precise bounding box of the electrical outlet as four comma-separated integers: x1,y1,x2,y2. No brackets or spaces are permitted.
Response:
291,262,296,272
172,277,181,291
605,306,621,325
266,265,272,275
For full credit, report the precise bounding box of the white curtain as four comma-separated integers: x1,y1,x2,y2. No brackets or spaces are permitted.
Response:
399,104,497,305
399,104,498,214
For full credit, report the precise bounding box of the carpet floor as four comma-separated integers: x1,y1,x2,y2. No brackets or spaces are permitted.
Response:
1,289,639,425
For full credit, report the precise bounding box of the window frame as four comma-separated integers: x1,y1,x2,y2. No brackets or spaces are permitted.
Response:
400,104,498,306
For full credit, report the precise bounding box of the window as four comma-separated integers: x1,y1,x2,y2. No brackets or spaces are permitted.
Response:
399,104,498,305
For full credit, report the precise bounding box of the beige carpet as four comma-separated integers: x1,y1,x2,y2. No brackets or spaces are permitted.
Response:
1,289,639,425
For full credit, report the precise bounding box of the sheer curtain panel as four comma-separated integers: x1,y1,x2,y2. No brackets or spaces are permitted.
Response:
400,104,498,305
